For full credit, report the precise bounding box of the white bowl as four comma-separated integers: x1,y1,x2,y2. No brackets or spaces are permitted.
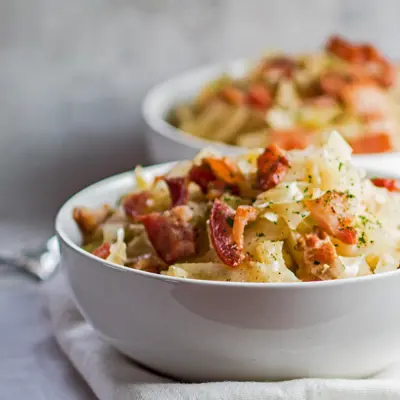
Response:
142,59,400,173
56,162,400,382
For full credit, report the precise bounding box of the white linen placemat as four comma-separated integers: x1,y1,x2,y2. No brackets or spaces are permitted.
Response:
46,273,400,400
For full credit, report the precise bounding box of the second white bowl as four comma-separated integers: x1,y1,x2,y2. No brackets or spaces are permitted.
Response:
142,59,400,174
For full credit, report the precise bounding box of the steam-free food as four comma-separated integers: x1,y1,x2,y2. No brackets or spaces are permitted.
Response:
169,36,400,154
74,132,400,282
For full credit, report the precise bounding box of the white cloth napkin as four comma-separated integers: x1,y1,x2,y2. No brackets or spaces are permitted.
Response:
46,273,400,400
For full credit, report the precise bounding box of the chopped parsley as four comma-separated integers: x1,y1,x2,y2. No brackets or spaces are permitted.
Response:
359,215,369,226
304,187,309,193
256,233,265,238
314,260,320,265
338,162,343,171
226,217,234,227
344,190,355,199
358,232,367,247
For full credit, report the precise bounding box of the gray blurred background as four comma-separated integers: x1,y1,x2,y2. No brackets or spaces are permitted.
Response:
2,0,400,248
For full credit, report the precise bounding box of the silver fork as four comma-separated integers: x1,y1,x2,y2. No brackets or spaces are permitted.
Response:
0,236,60,280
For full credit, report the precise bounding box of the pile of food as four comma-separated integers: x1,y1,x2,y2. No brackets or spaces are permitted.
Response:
73,132,400,283
169,36,400,154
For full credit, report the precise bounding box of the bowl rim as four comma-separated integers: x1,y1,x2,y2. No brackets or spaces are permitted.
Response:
55,161,400,289
142,57,400,160
142,58,249,155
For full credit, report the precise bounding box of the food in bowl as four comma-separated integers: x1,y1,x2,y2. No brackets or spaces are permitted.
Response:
169,35,400,154
73,131,400,283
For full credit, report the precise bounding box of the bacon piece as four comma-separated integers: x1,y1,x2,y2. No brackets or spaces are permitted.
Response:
305,191,357,245
123,191,150,219
350,132,392,154
247,83,272,110
204,157,245,186
321,72,390,119
326,35,396,88
296,229,341,281
164,177,188,207
232,206,257,250
220,86,246,105
73,205,111,234
257,144,290,191
138,207,196,264
129,254,167,274
305,95,337,108
262,56,296,80
269,129,313,151
206,180,230,200
189,159,242,197
371,178,400,192
92,242,111,259
341,83,389,119
326,35,364,63
209,199,244,266
320,71,350,98
188,163,216,194
370,60,396,88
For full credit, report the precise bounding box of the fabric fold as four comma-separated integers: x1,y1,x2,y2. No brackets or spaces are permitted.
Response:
46,273,400,400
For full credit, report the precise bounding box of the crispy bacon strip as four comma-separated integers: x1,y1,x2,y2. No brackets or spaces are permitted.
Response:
123,191,150,219
269,129,313,151
305,95,337,108
204,157,245,186
189,158,243,198
262,56,296,79
73,205,111,234
188,163,216,193
232,206,257,250
305,191,357,245
247,83,272,110
371,60,396,88
350,132,392,154
128,254,167,274
92,242,111,259
296,229,341,281
209,199,244,267
220,86,246,105
206,180,230,200
326,35,364,63
319,71,351,98
257,144,290,191
341,83,389,119
138,206,196,264
371,178,400,192
326,35,396,88
164,177,188,207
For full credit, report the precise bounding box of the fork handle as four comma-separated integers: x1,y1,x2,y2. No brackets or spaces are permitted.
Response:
0,254,43,280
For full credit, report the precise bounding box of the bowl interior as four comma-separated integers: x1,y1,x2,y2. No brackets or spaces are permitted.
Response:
56,162,176,248
56,159,400,291
57,159,400,260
